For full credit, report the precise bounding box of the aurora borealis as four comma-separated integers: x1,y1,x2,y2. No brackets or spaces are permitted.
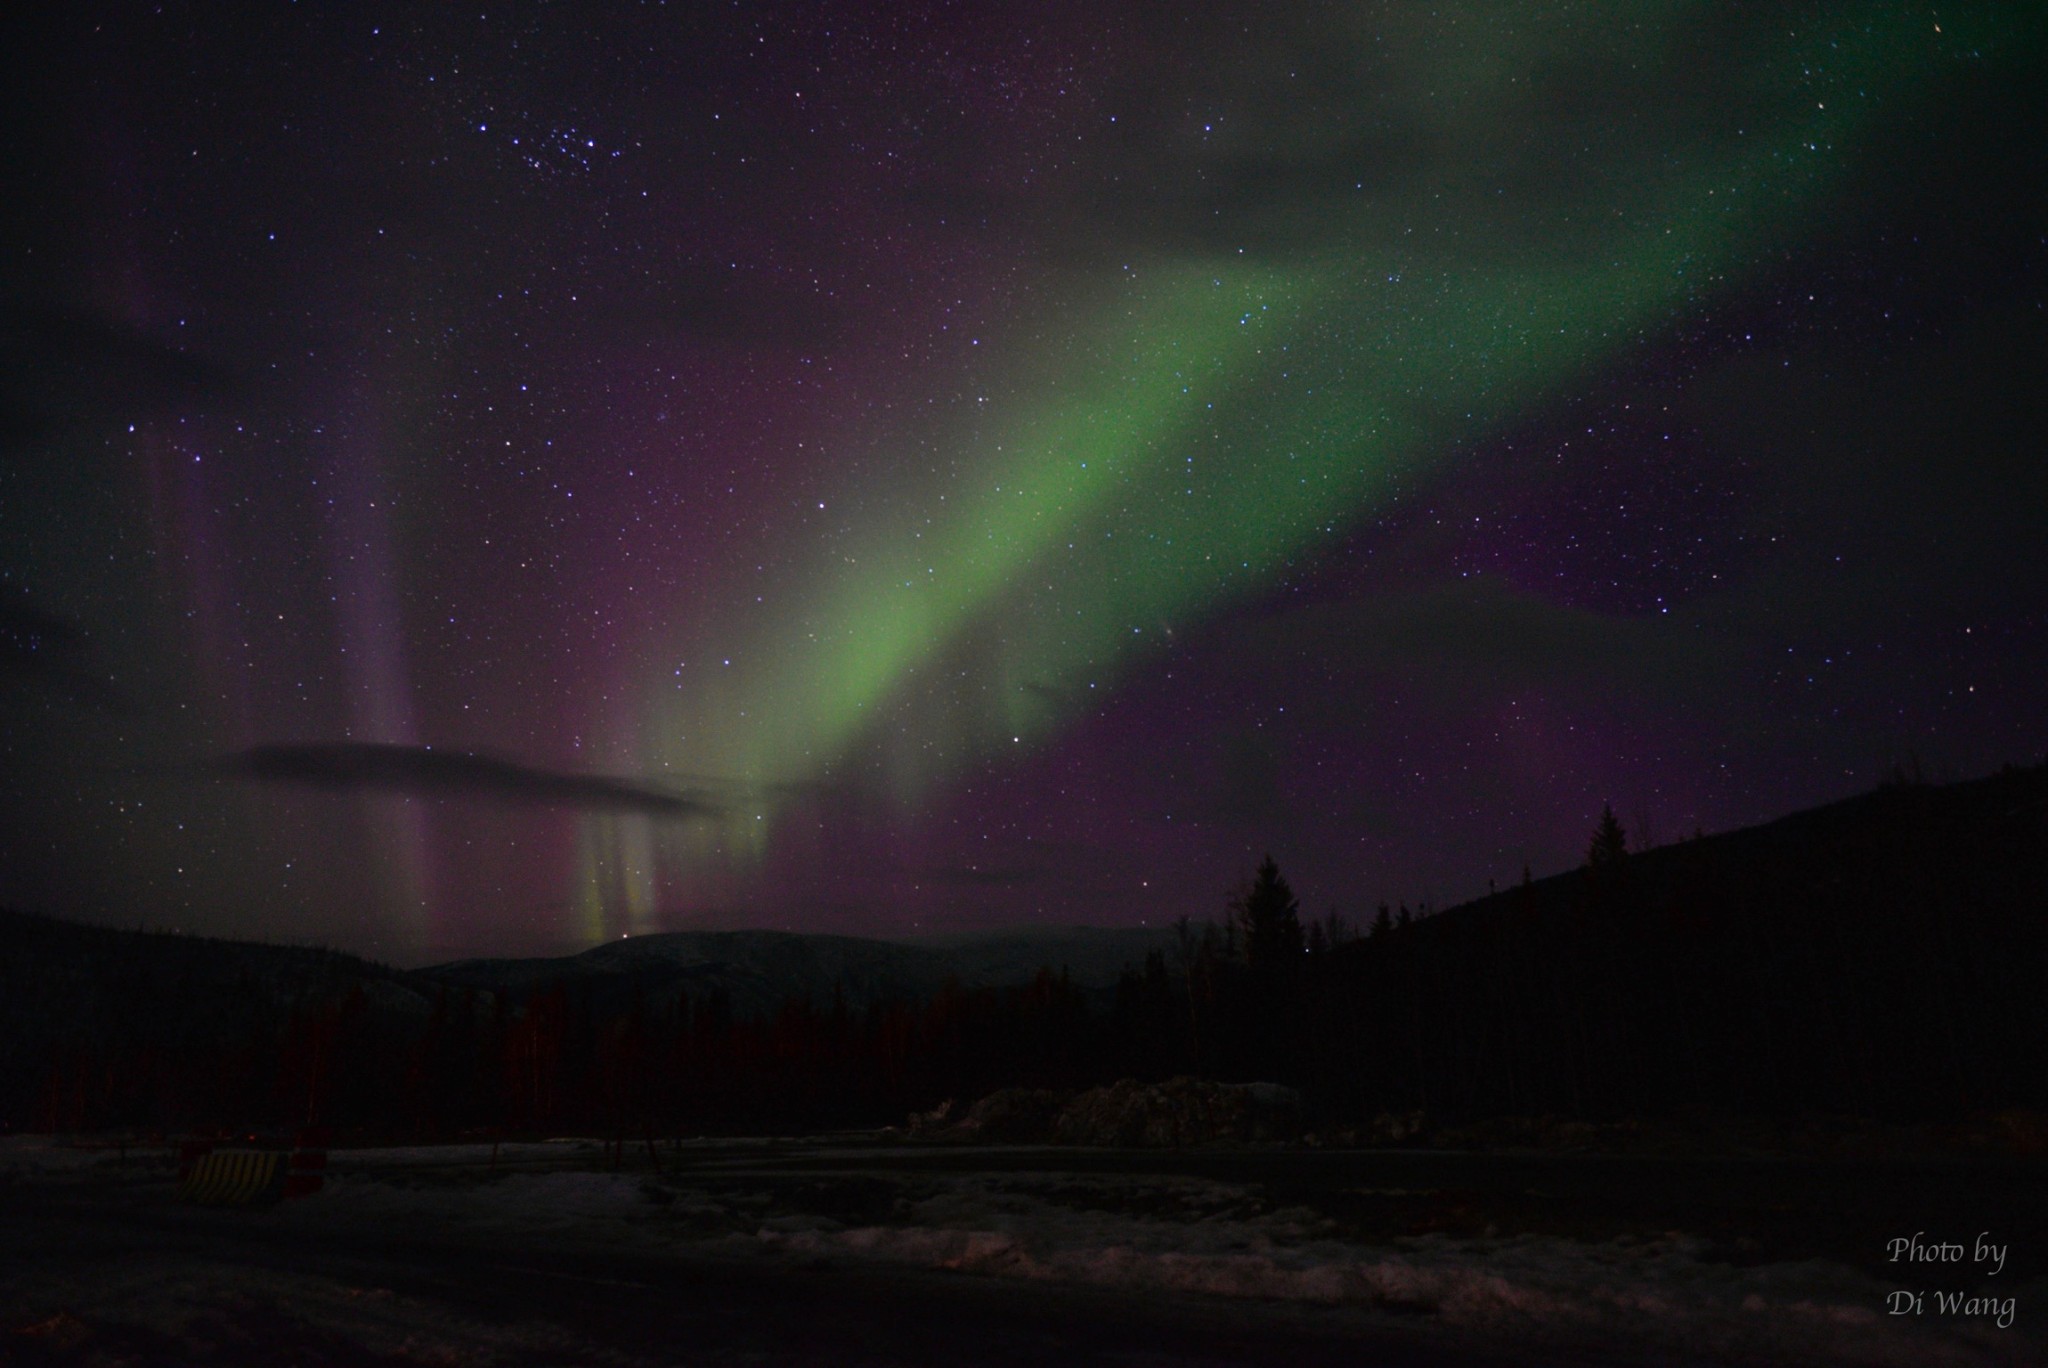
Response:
3,3,2044,961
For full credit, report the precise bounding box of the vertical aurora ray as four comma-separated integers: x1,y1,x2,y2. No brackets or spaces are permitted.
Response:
596,3,2031,920
323,384,442,953
574,812,657,940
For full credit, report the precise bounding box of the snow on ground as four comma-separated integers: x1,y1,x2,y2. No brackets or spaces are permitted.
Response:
1,1138,671,1365
733,1169,2032,1367
306,1144,2038,1366
4,1135,2038,1366
7,1245,647,1367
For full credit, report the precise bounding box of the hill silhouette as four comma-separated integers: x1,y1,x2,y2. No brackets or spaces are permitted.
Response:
417,925,1181,1021
3,762,2042,1137
1292,761,2048,1123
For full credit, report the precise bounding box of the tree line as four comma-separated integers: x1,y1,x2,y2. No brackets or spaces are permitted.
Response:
15,764,2048,1139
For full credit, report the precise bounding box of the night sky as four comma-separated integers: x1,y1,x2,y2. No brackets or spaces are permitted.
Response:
3,2,2043,964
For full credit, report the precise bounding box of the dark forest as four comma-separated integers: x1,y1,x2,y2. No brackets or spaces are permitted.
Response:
12,763,2044,1148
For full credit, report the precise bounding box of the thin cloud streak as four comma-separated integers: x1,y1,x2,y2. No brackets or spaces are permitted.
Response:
219,742,722,818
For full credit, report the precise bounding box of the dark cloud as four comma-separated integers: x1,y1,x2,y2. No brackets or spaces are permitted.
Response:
219,743,721,818
1020,680,1081,711
917,864,1048,890
907,834,1127,896
0,593,129,711
1209,730,1291,828
571,271,853,352
0,595,81,649
1239,575,1724,699
0,299,236,453
949,4,1803,265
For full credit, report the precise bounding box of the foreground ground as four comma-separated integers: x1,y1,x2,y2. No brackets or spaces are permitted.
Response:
1,1134,2040,1366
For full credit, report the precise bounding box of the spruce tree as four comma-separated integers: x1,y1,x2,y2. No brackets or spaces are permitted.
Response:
1231,854,1304,970
1587,803,1629,872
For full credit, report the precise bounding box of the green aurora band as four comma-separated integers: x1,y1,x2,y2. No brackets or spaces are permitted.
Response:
586,3,2036,929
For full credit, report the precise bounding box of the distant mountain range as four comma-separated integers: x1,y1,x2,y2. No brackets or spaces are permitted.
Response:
418,925,1182,1020
0,912,1180,1131
8,762,2046,1032
0,908,1181,1042
6,760,2043,1132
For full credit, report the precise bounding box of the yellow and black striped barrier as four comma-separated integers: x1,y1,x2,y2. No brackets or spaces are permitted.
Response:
177,1148,285,1205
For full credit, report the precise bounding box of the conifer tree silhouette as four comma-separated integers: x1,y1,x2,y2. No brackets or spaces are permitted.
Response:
1231,854,1304,970
1587,803,1629,872
1370,902,1394,939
